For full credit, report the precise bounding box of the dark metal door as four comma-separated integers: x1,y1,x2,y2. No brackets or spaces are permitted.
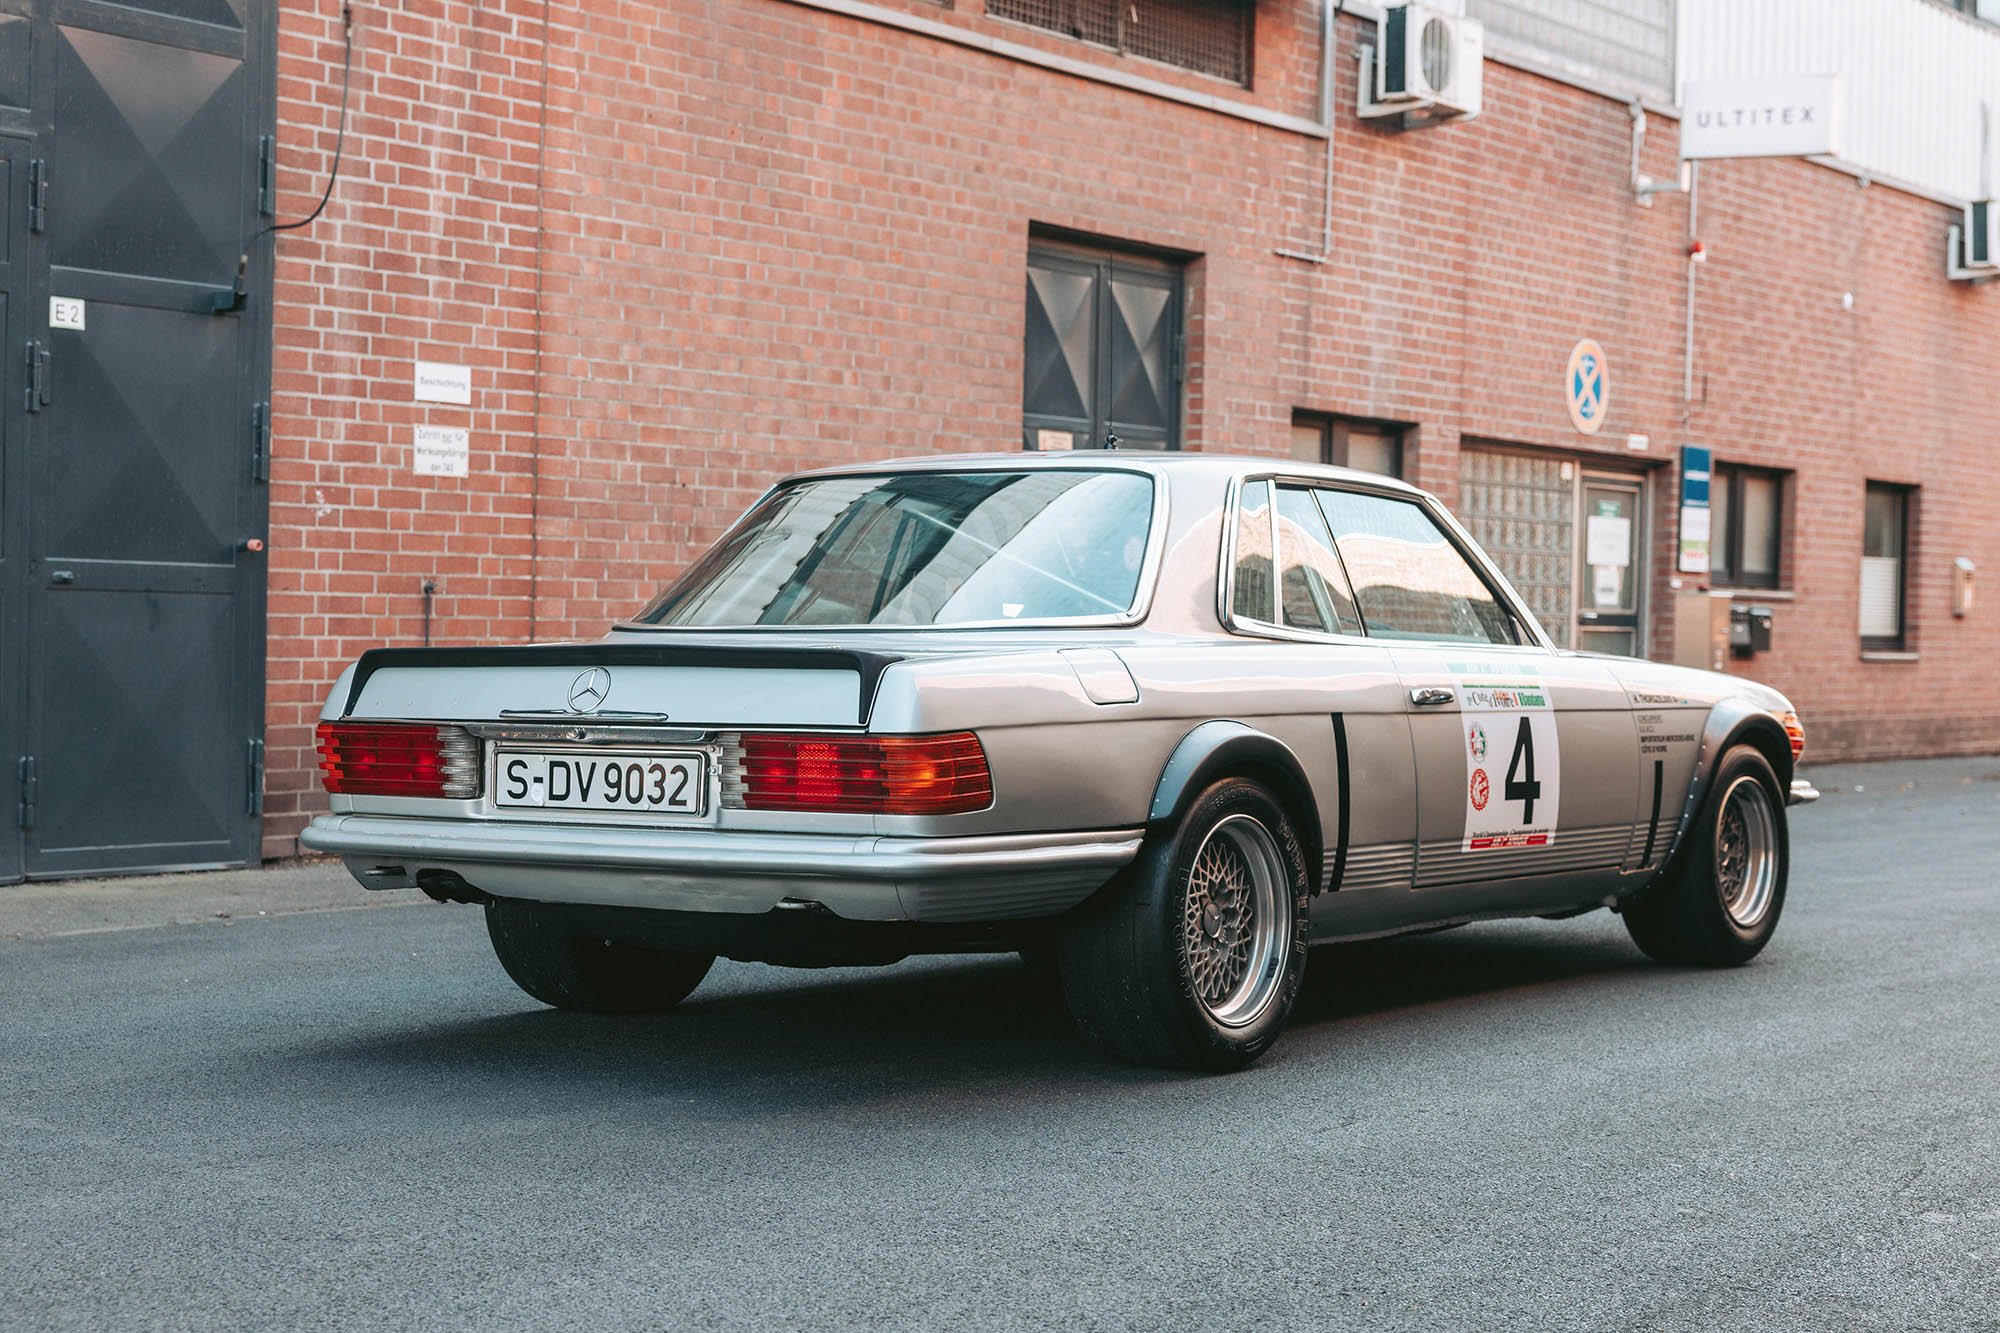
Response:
1023,242,1182,452
18,1,271,876
0,136,26,884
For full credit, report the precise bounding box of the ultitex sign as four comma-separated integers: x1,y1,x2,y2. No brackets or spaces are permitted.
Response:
1680,76,1840,161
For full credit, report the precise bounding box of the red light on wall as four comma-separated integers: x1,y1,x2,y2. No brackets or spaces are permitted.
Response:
737,732,992,815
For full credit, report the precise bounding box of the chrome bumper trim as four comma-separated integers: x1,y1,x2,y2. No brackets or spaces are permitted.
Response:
1788,777,1821,806
301,815,1142,922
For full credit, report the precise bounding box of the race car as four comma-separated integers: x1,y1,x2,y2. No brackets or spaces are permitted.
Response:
303,453,1813,1070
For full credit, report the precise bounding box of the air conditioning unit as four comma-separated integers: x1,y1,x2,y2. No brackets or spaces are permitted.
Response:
1361,4,1483,125
1964,199,2000,270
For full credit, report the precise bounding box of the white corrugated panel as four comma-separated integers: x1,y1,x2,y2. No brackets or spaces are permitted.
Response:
1681,0,2000,204
1859,556,1903,637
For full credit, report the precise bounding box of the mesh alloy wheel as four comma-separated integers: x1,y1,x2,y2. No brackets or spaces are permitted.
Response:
1715,775,1780,929
1181,813,1290,1028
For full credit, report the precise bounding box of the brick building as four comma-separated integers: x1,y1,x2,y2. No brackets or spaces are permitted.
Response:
3,0,1997,878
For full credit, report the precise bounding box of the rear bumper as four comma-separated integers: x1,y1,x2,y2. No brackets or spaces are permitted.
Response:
1788,777,1821,806
300,814,1141,923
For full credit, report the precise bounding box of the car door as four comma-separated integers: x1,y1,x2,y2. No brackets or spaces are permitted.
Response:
1225,480,1420,926
1311,485,1639,900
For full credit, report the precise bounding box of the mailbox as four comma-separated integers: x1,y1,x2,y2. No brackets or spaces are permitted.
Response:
1729,603,1774,655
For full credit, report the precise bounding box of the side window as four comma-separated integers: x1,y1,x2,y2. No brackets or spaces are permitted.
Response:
1231,480,1275,622
1276,485,1361,634
1314,489,1520,645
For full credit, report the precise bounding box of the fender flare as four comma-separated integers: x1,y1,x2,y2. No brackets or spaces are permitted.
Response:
1147,720,1325,892
1654,700,1795,876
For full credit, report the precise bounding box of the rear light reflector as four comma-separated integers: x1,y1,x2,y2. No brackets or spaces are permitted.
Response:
735,732,992,815
1781,710,1805,761
316,721,480,798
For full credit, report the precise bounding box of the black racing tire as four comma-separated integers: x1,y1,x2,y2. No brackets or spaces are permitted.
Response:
1056,778,1311,1072
1623,744,1789,966
484,900,715,1013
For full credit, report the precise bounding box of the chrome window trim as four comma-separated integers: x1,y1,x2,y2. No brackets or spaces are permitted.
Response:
619,463,1172,633
1216,471,1556,652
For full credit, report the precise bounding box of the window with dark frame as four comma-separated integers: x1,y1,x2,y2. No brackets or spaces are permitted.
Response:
1860,483,1913,650
986,0,1254,85
1289,412,1405,478
1708,463,1785,589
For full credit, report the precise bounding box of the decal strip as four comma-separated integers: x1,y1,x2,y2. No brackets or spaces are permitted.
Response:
1329,713,1350,894
1643,758,1664,865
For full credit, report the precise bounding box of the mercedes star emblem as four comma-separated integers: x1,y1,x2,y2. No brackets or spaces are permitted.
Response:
566,667,612,714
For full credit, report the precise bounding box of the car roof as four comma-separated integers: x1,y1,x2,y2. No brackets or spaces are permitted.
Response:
785,450,1429,498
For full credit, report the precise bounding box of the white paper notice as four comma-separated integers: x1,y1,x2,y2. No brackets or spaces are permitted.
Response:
1593,564,1622,608
414,426,470,477
1585,514,1632,567
414,361,473,405
1035,429,1073,452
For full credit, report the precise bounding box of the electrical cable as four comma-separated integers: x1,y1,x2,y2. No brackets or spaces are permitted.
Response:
214,2,354,312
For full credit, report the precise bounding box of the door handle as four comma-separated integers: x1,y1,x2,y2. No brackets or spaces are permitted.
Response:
1410,686,1455,707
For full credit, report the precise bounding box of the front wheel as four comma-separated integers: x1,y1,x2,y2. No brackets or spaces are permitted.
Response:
1623,745,1789,966
485,900,715,1013
1056,778,1310,1071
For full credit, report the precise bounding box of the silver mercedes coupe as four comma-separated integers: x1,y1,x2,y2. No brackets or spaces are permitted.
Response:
302,453,1813,1070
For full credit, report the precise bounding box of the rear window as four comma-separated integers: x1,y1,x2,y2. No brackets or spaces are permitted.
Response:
638,469,1156,627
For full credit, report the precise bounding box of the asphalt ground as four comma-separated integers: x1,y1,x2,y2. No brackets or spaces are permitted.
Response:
2,756,1997,1331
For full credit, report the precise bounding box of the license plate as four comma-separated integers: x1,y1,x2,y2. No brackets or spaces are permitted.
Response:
494,750,708,816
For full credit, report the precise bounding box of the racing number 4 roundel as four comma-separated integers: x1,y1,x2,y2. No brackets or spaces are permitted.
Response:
1460,680,1561,852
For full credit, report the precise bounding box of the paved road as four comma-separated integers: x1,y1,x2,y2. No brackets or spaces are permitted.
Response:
3,758,1998,1331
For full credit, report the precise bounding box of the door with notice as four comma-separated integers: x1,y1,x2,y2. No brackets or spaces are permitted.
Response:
1575,477,1645,657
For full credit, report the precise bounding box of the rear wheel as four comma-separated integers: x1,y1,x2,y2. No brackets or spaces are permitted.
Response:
1057,778,1310,1071
1623,745,1788,966
485,900,715,1013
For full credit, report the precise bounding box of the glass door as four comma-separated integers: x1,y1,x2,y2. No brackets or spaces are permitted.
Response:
1575,476,1645,657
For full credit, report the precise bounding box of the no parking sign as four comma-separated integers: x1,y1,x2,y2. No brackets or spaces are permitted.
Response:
1565,339,1608,435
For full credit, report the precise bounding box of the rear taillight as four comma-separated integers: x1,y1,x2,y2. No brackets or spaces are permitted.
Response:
1782,710,1805,761
315,721,481,798
734,732,992,815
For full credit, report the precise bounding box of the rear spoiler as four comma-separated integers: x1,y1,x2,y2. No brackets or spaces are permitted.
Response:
341,643,905,723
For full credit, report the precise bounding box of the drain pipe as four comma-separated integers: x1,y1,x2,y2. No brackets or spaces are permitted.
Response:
1683,161,1700,424
1276,0,1341,265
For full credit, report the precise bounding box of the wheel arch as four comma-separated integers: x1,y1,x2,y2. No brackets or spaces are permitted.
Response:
1658,701,1793,873
1147,721,1323,892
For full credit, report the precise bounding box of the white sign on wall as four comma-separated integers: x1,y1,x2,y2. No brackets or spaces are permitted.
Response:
414,361,473,405
51,296,85,330
1680,76,1840,161
414,425,470,477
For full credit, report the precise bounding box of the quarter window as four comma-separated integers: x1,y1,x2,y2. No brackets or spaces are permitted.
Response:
1860,483,1912,649
1231,480,1276,623
1710,463,1784,588
1313,489,1520,645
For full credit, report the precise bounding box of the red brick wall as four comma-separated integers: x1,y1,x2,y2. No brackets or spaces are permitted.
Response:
261,0,2000,854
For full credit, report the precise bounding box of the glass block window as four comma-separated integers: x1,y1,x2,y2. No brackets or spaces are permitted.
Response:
987,0,1253,85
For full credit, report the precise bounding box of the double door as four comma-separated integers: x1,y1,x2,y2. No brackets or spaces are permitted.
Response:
1,0,273,881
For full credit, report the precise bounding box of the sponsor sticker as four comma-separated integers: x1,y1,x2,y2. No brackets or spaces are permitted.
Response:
1458,678,1561,853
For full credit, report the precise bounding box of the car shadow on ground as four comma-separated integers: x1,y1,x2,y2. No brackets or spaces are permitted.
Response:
292,919,1656,1111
